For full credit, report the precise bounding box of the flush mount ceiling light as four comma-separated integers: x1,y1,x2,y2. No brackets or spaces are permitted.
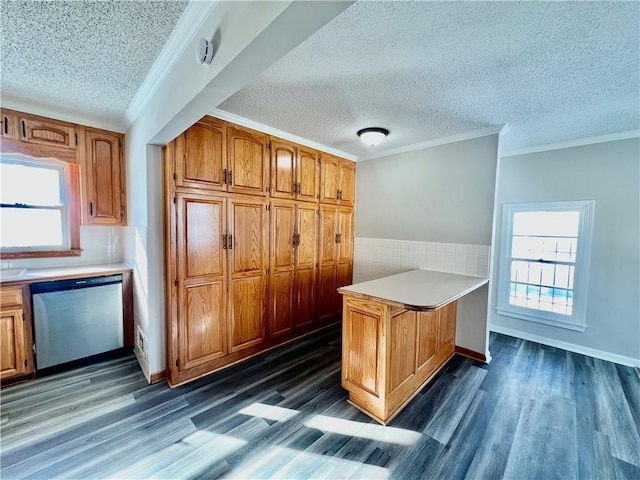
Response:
357,127,389,147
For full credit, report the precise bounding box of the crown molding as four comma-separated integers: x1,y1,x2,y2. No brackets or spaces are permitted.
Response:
501,130,640,157
0,95,125,132
210,108,357,161
124,0,221,127
357,125,506,162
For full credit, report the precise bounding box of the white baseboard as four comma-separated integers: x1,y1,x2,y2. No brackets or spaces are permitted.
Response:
490,324,640,368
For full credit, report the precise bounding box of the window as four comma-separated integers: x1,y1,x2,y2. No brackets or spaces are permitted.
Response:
497,201,595,331
1,155,81,257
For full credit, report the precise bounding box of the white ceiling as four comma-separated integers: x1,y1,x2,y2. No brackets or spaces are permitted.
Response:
219,1,640,156
1,0,188,128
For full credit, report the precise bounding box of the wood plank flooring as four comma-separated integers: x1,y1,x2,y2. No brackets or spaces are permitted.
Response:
1,326,639,479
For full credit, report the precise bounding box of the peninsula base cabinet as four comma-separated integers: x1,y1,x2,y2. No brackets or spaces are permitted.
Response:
341,295,457,425
164,119,355,387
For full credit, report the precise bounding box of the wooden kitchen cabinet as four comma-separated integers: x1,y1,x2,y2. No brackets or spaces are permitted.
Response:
175,193,228,371
227,125,269,197
175,118,227,191
317,205,354,321
82,128,126,226
228,197,269,352
0,286,33,381
320,154,356,206
19,114,77,150
269,201,318,337
165,114,353,387
1,110,17,139
270,139,319,203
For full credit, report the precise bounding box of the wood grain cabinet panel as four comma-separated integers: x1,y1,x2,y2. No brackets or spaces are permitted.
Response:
416,310,438,370
320,154,339,204
270,139,296,200
176,119,227,191
0,308,26,380
318,206,338,322
338,160,356,207
19,116,76,150
296,146,319,203
389,310,417,392
82,129,126,226
269,202,296,336
344,310,380,395
437,301,457,351
228,199,268,352
294,204,318,328
1,111,17,139
228,126,269,196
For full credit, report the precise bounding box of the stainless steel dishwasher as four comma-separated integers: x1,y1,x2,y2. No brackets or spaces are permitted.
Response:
31,274,124,370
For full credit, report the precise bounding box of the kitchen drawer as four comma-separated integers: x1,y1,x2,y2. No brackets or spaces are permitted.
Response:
1,287,23,307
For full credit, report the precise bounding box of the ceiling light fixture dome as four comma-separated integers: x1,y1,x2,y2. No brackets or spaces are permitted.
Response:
357,127,389,147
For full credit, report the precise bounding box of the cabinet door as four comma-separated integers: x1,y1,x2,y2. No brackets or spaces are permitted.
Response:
228,126,269,196
0,308,26,380
19,115,76,150
176,194,227,370
176,120,226,191
296,146,319,203
229,198,268,352
320,154,339,204
0,111,17,139
270,139,296,200
294,204,318,328
269,202,295,337
83,129,125,225
317,206,338,322
338,160,356,207
337,208,354,263
437,301,457,352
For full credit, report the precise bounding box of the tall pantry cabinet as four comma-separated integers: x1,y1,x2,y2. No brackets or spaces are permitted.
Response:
164,116,355,387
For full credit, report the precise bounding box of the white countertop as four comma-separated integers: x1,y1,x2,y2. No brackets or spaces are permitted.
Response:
338,269,489,310
0,263,132,285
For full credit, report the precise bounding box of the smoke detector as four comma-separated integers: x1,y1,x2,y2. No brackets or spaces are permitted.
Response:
196,38,214,65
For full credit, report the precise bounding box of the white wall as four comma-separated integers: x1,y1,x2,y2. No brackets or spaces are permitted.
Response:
490,138,640,366
354,134,500,358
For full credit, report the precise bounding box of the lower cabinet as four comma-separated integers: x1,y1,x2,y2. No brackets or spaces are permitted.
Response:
341,297,457,424
0,286,33,381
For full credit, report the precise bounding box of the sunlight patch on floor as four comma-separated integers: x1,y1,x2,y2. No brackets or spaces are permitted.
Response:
304,414,421,445
226,446,390,479
238,402,300,423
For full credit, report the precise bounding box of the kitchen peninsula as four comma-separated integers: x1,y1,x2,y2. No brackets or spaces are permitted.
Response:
338,269,489,424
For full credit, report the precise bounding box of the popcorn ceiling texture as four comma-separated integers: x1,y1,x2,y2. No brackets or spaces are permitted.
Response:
219,1,639,156
1,0,188,125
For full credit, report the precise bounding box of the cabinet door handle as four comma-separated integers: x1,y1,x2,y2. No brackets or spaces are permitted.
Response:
21,120,26,138
89,202,93,216
228,170,233,186
223,169,227,184
223,234,227,249
3,116,7,135
335,233,340,244
229,234,233,249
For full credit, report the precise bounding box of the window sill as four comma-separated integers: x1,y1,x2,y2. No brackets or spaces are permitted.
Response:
496,308,587,332
1,249,82,259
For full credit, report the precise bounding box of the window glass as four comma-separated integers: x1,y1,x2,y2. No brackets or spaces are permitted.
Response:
1,161,63,206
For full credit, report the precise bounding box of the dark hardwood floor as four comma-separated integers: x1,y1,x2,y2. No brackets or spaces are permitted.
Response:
1,326,639,479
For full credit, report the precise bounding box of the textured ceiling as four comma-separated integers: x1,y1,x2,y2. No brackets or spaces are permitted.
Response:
1,0,188,127
219,1,640,156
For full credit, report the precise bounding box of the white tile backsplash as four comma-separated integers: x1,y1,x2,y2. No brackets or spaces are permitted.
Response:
0,226,126,270
353,237,491,284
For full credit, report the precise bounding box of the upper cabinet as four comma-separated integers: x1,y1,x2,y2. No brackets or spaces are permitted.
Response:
82,128,126,226
320,154,355,206
175,118,227,191
269,139,319,203
0,109,78,163
228,126,269,196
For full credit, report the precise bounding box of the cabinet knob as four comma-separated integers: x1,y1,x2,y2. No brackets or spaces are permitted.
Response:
89,202,93,216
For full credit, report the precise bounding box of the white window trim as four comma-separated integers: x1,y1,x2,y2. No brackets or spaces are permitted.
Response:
496,200,595,332
1,156,71,252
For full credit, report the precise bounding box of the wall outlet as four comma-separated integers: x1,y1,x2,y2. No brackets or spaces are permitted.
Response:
135,326,145,354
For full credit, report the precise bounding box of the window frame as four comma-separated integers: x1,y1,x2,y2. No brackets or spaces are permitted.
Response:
496,200,595,331
1,154,81,259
